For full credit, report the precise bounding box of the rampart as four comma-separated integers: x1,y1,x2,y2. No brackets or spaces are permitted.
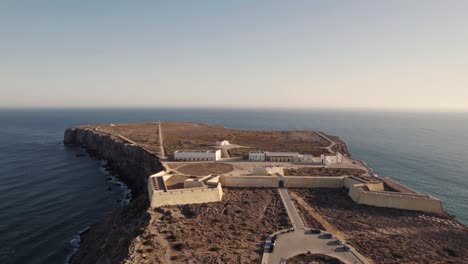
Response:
348,184,444,214
219,175,279,187
284,176,345,188
150,183,223,207
383,177,419,194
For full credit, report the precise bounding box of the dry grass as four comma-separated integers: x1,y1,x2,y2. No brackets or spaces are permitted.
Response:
291,188,468,264
176,163,234,176
284,167,366,177
161,122,332,158
91,123,160,154
127,188,292,263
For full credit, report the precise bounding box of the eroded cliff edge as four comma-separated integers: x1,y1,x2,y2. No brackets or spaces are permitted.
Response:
64,127,164,264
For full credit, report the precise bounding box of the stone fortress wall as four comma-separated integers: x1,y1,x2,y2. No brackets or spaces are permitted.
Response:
148,172,223,208
150,183,223,208
149,168,444,215
348,177,444,214
217,172,444,214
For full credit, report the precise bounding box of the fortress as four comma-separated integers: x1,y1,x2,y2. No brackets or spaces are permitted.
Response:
148,162,444,214
64,122,465,264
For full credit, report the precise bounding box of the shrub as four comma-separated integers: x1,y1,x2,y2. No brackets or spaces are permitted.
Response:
208,246,221,252
166,234,176,241
443,247,458,257
172,242,184,251
391,251,404,259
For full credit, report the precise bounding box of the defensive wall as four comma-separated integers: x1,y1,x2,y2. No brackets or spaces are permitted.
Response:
148,173,223,208
348,183,444,214
149,172,445,214
219,175,279,188
382,177,420,194
150,183,223,207
283,176,345,188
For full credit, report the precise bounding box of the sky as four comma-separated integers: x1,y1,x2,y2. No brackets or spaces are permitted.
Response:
1,1,467,110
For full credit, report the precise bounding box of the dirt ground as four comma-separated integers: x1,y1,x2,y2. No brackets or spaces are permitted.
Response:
290,188,468,264
124,188,291,264
161,122,333,157
88,122,346,159
163,175,198,190
89,123,161,154
284,167,366,177
174,163,235,176
287,253,345,264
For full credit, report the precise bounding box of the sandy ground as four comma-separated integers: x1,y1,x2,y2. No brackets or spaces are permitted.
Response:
290,188,468,264
124,188,291,264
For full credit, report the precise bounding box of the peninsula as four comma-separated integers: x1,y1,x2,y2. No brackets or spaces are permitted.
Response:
64,122,467,264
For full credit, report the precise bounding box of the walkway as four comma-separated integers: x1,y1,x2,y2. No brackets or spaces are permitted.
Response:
263,189,369,264
158,122,166,158
316,132,337,154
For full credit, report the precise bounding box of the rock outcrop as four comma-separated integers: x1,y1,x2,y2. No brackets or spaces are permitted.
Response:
63,127,164,264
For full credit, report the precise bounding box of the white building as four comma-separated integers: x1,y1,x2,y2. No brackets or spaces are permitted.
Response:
265,152,301,162
215,140,230,146
253,166,284,176
321,152,343,165
174,150,221,161
248,151,266,161
248,151,315,163
300,154,314,163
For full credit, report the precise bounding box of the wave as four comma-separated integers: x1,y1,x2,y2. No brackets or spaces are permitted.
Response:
64,159,133,263
64,226,89,264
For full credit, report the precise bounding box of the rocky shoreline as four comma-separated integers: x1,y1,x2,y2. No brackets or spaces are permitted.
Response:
63,127,164,264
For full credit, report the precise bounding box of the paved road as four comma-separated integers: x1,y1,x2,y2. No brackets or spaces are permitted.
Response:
158,122,166,158
278,188,305,230
264,189,369,264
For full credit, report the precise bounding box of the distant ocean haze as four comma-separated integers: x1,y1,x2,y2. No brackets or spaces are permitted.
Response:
0,108,467,264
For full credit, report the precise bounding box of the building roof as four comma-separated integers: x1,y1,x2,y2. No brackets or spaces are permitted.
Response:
265,152,300,157
175,150,219,153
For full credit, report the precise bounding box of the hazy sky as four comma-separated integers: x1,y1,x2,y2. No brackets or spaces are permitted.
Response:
1,1,467,110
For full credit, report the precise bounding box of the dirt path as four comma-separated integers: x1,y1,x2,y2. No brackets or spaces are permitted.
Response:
158,122,166,158
316,132,336,154
289,191,346,239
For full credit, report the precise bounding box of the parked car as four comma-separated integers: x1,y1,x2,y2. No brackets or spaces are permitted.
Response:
269,244,275,253
336,239,344,245
323,233,333,239
343,245,350,251
309,229,321,234
264,244,272,253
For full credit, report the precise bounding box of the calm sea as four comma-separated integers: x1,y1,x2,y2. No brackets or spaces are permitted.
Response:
0,108,467,264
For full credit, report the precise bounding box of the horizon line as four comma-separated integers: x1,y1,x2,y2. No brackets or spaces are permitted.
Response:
1,105,468,113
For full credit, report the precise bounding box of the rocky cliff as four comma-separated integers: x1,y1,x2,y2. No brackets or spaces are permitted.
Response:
63,127,164,264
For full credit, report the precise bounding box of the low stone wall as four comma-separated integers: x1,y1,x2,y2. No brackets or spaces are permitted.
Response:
220,175,346,188
348,184,444,214
284,176,345,188
220,175,279,187
150,183,223,207
383,177,419,194
343,176,368,188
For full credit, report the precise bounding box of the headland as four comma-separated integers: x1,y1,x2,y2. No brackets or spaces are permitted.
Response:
64,122,468,263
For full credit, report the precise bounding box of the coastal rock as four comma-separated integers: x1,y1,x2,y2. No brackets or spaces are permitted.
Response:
63,127,164,263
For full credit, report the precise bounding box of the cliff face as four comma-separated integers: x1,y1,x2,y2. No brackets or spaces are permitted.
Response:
63,127,164,264
64,127,163,195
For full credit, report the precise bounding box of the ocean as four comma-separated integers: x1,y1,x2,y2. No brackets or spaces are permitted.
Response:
0,108,467,264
